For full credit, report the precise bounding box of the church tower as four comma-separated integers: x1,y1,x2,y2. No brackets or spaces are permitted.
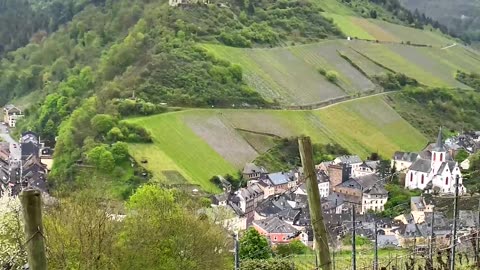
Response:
431,127,446,173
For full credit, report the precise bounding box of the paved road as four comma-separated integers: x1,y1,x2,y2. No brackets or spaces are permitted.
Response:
312,91,392,111
0,124,21,161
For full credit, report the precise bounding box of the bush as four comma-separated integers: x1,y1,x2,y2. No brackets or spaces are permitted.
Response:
317,67,326,75
275,240,308,257
326,70,338,82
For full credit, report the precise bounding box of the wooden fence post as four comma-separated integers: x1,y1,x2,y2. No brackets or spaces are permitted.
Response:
20,188,47,270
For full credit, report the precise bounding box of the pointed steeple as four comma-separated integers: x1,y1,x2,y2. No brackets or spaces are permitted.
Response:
434,127,444,151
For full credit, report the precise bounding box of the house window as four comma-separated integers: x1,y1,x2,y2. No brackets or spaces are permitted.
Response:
440,153,444,162
433,153,436,161
274,236,277,241
445,177,449,185
410,173,413,182
421,175,424,185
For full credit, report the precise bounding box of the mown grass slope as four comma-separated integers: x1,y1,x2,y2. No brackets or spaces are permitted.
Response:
323,13,453,46
127,96,427,191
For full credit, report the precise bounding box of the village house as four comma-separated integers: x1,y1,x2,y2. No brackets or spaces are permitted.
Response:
3,104,23,128
294,170,330,198
230,183,264,225
352,161,378,177
404,128,466,194
263,171,297,194
333,174,388,214
391,151,418,172
333,155,363,176
252,216,301,245
242,163,268,181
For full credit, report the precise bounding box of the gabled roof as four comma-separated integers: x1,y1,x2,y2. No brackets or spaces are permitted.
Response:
364,184,387,195
393,151,418,163
243,163,267,174
409,158,432,173
253,216,298,234
355,174,380,190
4,104,21,112
239,183,264,200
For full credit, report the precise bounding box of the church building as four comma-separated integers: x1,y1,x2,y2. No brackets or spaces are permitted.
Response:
404,128,465,194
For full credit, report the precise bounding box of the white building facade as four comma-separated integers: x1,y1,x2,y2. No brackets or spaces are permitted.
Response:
405,129,465,194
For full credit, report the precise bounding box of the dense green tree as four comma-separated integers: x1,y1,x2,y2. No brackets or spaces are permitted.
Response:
111,142,129,163
91,114,116,135
118,185,231,270
239,228,272,260
275,240,308,257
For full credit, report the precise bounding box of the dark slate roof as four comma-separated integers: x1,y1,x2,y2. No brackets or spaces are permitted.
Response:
364,184,388,195
243,163,268,174
253,216,298,234
338,178,362,190
409,158,432,173
21,143,39,160
377,235,399,248
277,208,301,222
212,193,228,204
365,160,379,171
336,155,362,164
256,194,293,217
239,184,264,200
316,170,329,183
433,127,445,152
393,151,418,163
411,196,425,211
355,174,380,190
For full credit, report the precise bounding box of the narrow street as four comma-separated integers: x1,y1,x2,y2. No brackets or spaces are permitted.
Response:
0,123,21,161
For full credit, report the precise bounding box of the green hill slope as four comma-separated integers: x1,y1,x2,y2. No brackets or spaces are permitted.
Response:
127,96,427,191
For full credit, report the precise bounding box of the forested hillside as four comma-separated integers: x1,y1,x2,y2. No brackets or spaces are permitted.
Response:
0,0,100,55
398,0,480,43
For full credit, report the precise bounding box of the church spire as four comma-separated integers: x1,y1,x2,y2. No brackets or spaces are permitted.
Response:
434,127,444,151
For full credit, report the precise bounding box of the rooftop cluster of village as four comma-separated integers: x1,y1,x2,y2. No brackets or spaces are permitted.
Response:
210,129,480,249
0,105,52,196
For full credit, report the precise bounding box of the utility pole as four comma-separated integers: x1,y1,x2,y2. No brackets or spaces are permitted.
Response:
374,222,378,270
352,205,357,270
234,232,240,270
298,137,332,270
20,188,47,270
476,199,480,267
450,175,460,270
428,210,435,270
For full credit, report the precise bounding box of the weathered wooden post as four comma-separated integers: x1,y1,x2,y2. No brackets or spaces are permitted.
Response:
298,136,332,270
20,188,47,270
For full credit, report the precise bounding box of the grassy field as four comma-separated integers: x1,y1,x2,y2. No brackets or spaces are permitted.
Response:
351,41,480,88
127,96,427,191
323,13,374,40
294,248,408,270
323,13,454,46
